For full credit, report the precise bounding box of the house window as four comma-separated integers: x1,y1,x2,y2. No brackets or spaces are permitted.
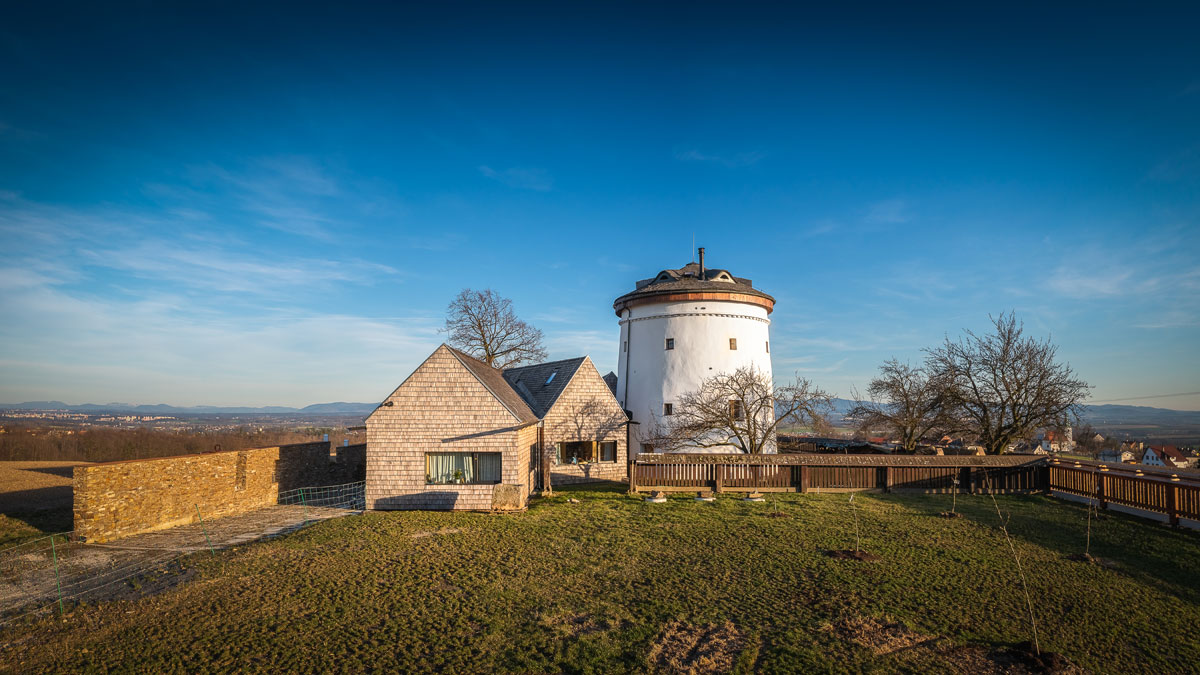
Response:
530,443,539,468
663,403,673,416
641,443,655,454
556,441,593,464
665,338,675,350
426,452,502,484
729,338,737,350
765,341,769,353
599,441,617,462
729,400,745,420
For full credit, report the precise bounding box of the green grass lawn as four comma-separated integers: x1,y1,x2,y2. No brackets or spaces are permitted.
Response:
4,485,1199,674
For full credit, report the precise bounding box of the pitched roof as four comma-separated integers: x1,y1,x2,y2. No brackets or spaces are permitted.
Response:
502,356,588,418
444,346,538,424
602,371,618,396
1149,445,1187,462
613,258,775,313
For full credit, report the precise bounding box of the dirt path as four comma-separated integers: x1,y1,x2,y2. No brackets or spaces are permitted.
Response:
0,503,358,620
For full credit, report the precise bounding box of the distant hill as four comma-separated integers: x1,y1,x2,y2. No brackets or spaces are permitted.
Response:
1,401,378,415
826,398,1200,427
5,399,1199,427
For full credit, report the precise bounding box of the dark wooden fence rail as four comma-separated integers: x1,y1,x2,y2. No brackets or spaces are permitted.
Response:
630,454,1200,527
1048,461,1200,526
630,454,1048,494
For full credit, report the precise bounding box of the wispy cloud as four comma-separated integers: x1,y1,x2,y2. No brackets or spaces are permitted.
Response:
674,148,765,167
543,329,617,372
1046,268,1134,298
79,241,398,295
478,165,553,191
1145,145,1200,183
798,220,838,239
0,191,405,302
0,281,442,405
781,358,849,374
864,199,911,225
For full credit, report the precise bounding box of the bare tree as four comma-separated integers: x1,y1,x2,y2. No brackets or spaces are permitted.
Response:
650,366,832,454
925,313,1090,455
551,397,628,448
1072,421,1102,458
846,359,954,453
541,396,629,493
444,289,548,369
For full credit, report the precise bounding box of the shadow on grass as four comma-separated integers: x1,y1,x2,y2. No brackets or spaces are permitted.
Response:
880,492,1200,606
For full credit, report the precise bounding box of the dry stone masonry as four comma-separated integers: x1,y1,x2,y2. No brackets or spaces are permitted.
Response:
73,442,365,543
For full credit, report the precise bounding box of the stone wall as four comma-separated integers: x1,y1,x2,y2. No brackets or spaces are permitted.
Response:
73,441,361,543
366,345,534,511
543,358,628,486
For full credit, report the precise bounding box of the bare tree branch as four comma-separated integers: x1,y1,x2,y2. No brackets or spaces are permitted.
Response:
845,360,955,452
925,312,1090,455
648,366,832,454
444,288,548,369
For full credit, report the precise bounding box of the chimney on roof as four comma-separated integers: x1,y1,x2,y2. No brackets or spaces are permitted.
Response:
698,247,705,280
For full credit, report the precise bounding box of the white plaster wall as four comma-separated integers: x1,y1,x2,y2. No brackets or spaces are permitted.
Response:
616,298,773,456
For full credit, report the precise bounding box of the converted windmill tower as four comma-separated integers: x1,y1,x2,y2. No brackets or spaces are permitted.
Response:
613,248,776,456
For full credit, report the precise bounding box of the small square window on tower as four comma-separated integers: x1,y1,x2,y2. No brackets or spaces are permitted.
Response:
665,338,675,350
663,403,673,416
729,338,737,350
729,399,745,420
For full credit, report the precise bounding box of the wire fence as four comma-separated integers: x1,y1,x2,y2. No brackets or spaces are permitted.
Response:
0,481,365,627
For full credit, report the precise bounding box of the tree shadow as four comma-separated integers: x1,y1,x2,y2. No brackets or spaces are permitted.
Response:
880,493,1200,606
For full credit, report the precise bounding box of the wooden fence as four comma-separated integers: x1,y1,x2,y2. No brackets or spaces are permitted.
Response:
630,454,1047,494
1048,460,1200,527
630,454,1200,527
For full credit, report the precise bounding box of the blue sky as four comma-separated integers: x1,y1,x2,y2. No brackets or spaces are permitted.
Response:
2,2,1198,409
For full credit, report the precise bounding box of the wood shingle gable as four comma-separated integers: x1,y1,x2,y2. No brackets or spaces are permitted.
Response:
367,344,538,426
444,346,538,424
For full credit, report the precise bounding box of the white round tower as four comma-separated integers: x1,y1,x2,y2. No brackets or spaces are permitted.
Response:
614,248,775,456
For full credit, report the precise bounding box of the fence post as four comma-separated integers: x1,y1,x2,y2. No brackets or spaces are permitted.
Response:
629,460,637,493
883,466,893,493
300,488,309,526
1166,483,1179,527
715,464,725,494
50,535,64,616
1097,471,1108,510
195,505,216,556
799,465,809,493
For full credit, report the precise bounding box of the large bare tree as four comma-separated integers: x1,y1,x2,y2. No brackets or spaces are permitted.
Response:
925,313,1090,455
846,359,953,452
444,289,547,369
650,366,832,454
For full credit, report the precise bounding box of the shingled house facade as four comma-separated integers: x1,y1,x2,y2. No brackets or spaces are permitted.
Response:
366,344,628,510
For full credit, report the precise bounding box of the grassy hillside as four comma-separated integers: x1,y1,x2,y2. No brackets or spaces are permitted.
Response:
3,485,1199,673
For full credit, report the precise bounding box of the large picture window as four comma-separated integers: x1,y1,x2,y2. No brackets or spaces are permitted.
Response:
426,452,502,484
556,441,593,464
